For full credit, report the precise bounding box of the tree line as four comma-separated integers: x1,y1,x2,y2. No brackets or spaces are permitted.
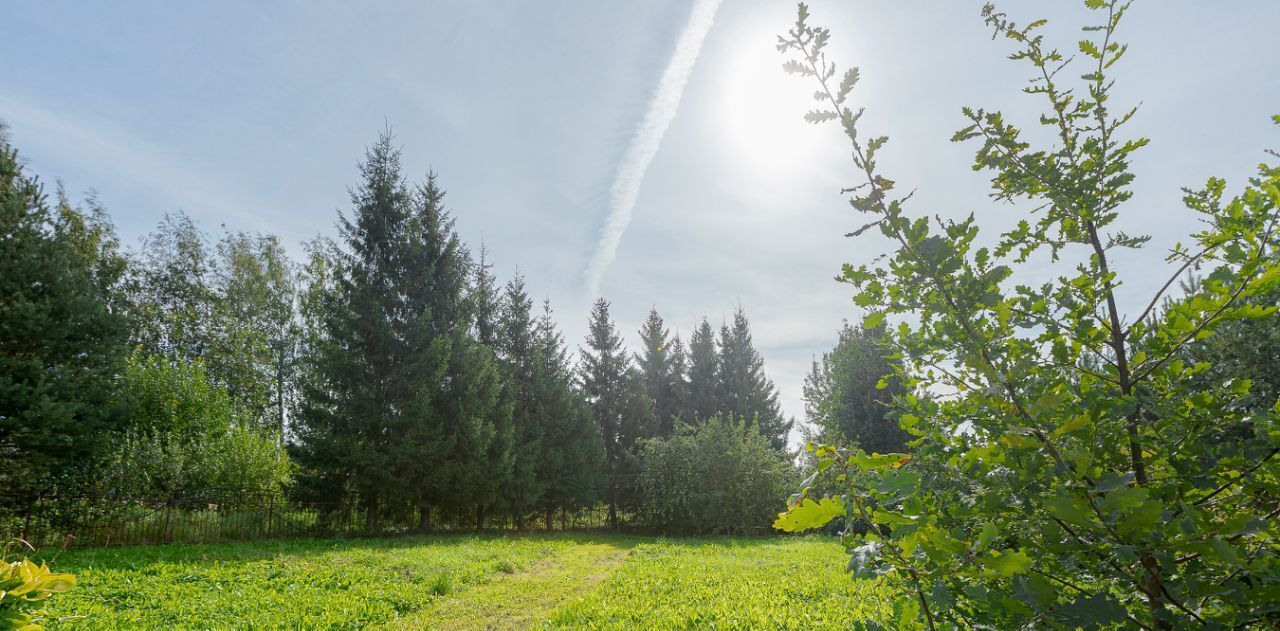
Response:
2,124,827,533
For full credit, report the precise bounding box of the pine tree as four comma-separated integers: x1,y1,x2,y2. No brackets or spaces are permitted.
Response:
579,298,651,526
466,243,512,529
0,127,130,489
635,308,683,437
802,322,908,455
685,317,720,424
717,307,791,450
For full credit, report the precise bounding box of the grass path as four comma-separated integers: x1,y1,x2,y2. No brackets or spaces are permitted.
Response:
386,537,636,630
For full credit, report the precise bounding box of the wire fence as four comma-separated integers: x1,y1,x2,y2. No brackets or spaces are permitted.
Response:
0,488,613,549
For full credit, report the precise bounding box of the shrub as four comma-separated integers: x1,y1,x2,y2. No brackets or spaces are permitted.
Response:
85,353,292,497
640,418,795,535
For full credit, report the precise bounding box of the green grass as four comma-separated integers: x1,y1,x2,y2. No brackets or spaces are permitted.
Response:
37,534,890,629
545,538,893,630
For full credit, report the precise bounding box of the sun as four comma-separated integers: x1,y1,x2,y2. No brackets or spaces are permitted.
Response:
714,11,829,187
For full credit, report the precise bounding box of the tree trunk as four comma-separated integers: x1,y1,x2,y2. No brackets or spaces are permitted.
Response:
417,503,431,533
545,509,553,531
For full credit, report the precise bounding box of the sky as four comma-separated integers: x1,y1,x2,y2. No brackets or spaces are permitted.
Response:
3,1,1278,446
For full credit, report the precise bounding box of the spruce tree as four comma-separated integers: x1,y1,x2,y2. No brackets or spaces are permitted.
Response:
294,132,414,528
635,308,683,437
717,307,791,450
579,298,651,526
496,272,540,529
534,300,603,529
397,172,505,528
0,126,130,489
465,243,512,528
685,317,720,424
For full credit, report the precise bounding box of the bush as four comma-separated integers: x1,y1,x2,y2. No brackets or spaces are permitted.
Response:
83,353,292,497
639,418,794,535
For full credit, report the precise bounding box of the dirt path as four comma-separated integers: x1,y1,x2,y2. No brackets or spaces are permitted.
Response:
387,539,633,630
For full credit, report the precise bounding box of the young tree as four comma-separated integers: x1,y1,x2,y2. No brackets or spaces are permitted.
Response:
685,317,720,424
717,307,791,450
635,308,685,437
774,3,1280,628
802,322,909,455
0,128,130,489
579,298,652,526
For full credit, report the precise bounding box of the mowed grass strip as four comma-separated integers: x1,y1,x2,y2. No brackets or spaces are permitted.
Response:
385,536,638,630
544,537,894,630
42,535,571,629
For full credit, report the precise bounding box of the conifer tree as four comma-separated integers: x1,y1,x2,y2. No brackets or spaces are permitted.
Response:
465,243,511,528
496,272,540,528
294,133,414,528
685,317,720,424
534,300,603,528
636,308,684,436
0,126,130,488
397,172,506,529
579,298,651,526
717,307,791,450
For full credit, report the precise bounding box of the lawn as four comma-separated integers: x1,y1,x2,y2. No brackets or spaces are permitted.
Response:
36,534,892,629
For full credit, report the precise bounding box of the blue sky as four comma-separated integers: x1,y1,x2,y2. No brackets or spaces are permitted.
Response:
3,1,1278,443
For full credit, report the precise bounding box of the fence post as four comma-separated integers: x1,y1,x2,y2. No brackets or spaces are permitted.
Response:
267,494,275,539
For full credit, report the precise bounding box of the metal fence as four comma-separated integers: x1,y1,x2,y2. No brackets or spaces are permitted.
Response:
0,488,614,549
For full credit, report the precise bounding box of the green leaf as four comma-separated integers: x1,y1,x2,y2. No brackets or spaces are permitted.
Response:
773,497,844,532
980,548,1032,577
863,312,886,329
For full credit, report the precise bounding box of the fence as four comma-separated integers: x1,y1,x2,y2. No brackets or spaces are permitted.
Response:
0,488,613,549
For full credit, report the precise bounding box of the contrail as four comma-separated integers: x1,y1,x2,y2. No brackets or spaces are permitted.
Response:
584,0,724,297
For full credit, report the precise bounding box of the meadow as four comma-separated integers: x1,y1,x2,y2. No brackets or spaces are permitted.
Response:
37,534,890,630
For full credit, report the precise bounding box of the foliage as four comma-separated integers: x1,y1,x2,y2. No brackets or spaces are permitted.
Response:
0,130,130,491
804,322,909,455
88,354,292,497
775,2,1280,628
639,418,795,535
0,543,76,631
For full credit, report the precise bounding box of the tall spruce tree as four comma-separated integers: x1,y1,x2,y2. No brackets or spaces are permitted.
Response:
0,127,130,489
717,307,791,450
466,243,512,528
397,172,505,529
579,298,651,526
496,272,539,529
802,322,909,455
685,317,720,424
294,133,414,528
636,308,683,437
534,300,603,529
